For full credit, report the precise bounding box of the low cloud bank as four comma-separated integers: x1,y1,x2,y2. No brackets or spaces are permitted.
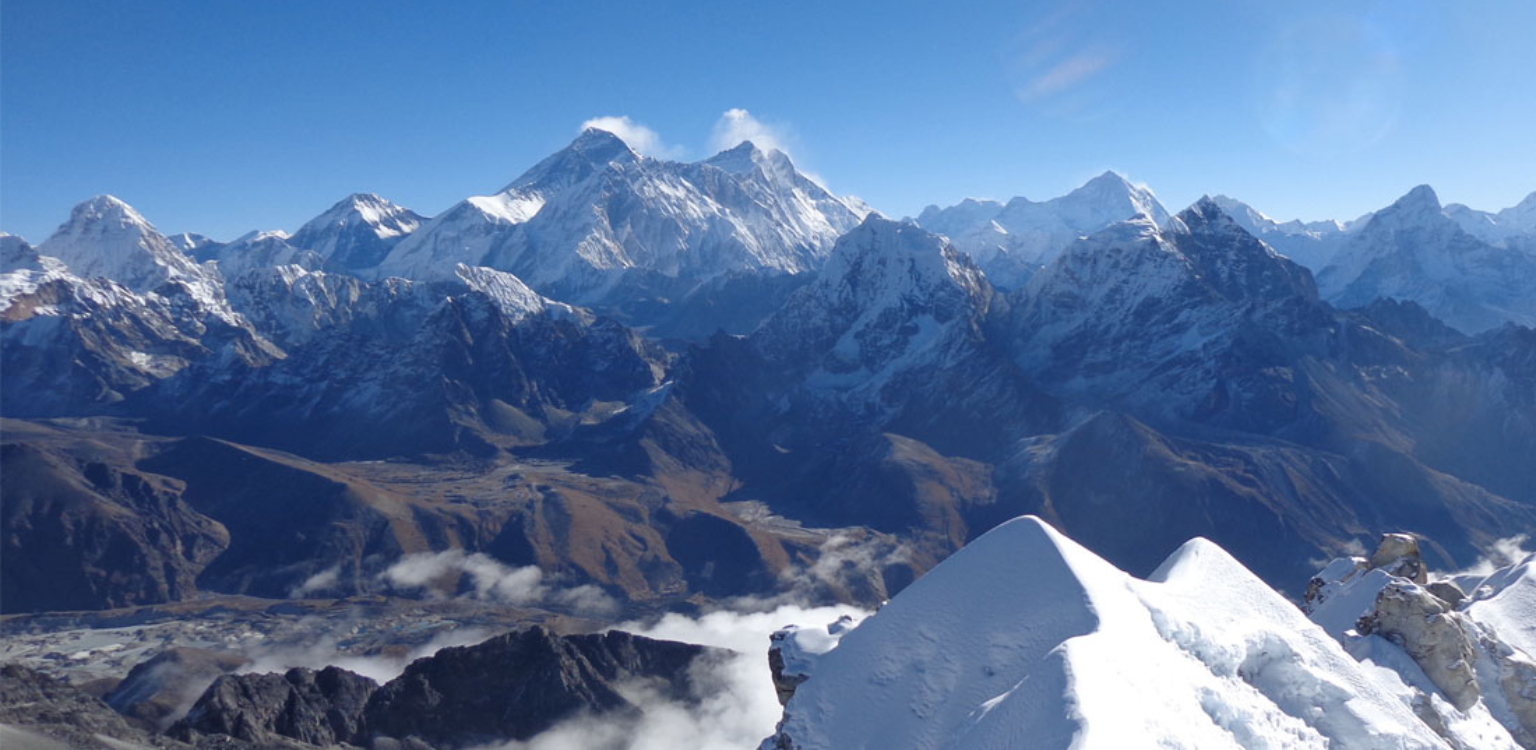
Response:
381,550,619,616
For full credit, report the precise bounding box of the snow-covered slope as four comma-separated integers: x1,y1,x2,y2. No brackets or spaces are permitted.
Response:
376,129,870,304
914,171,1170,287
764,516,1507,749
287,193,423,271
1318,185,1536,333
754,216,989,404
1464,555,1536,662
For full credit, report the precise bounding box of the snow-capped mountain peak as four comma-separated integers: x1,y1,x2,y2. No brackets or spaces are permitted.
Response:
1375,184,1443,226
1318,184,1536,332
502,127,641,193
1026,170,1171,232
36,195,219,296
703,140,774,172
289,192,423,271
752,216,990,403
702,140,798,182
295,193,420,239
1170,197,1318,302
71,194,153,230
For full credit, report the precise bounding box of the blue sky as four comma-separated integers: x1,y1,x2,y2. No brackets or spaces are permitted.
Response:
3,0,1533,242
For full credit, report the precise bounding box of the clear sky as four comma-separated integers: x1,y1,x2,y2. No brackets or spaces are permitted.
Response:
2,0,1533,242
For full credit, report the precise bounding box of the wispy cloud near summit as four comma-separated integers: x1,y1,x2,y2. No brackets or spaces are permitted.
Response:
709,108,794,156
579,115,686,159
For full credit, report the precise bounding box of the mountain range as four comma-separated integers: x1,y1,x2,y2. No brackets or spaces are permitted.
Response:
3,128,1536,621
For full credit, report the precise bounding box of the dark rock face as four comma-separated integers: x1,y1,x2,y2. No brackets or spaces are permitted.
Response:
0,441,228,613
364,627,712,748
1351,298,1467,349
172,666,377,747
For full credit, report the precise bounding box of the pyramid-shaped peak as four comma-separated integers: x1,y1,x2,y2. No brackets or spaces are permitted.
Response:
339,192,391,209
1177,195,1240,230
569,126,640,158
1085,169,1134,187
1390,184,1442,213
705,140,796,177
1068,171,1150,201
312,193,415,225
500,128,641,192
65,195,154,230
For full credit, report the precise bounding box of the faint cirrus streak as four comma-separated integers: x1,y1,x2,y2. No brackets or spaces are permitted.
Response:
1253,14,1405,159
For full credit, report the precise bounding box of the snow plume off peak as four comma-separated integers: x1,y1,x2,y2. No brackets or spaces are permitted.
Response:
579,116,683,159
710,108,792,157
381,550,618,616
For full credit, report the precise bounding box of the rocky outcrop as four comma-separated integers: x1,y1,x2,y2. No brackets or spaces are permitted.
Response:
171,666,377,747
1356,580,1480,710
364,627,712,748
1366,533,1429,584
0,663,168,748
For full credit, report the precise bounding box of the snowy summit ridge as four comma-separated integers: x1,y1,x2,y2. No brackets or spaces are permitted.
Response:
763,516,1531,750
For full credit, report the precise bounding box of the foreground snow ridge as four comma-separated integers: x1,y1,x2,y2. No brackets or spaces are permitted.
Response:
763,516,1523,750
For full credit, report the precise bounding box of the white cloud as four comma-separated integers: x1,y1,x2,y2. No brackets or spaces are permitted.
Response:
239,621,493,685
381,550,619,616
579,116,685,159
288,564,341,598
1436,534,1533,580
709,108,793,156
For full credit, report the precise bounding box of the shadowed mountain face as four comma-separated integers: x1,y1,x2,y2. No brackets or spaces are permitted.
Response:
0,439,228,613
